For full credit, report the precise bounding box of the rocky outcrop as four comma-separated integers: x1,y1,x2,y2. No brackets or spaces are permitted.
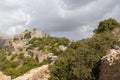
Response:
99,48,120,80
30,29,49,38
59,45,67,51
14,29,49,40
47,53,58,63
13,65,49,80
0,71,11,80
3,29,50,63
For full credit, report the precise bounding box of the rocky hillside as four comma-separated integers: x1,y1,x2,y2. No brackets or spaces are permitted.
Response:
0,29,70,80
0,18,120,80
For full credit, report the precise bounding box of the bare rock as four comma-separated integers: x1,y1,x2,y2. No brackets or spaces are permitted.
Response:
59,45,67,51
47,53,58,63
0,71,11,80
99,49,120,80
31,29,49,38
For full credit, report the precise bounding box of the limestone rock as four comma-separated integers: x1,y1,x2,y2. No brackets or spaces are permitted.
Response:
99,48,120,80
0,71,11,80
47,53,58,63
59,45,67,51
31,29,49,38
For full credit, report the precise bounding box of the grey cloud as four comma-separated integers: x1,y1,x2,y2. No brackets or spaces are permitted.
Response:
0,0,120,40
61,0,95,9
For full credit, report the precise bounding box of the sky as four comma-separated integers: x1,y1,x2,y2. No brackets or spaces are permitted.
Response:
0,0,120,40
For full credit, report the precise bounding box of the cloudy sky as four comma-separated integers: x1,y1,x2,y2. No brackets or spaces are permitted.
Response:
0,0,120,40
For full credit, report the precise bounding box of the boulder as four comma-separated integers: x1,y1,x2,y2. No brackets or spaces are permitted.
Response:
47,53,58,63
59,45,67,51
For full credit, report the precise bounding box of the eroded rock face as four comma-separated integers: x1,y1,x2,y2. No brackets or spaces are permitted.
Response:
47,53,58,63
99,48,120,80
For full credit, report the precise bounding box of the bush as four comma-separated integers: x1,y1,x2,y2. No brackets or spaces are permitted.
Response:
11,54,18,60
18,47,23,51
38,44,44,50
18,53,24,60
24,32,31,39
58,37,70,46
94,18,120,33
14,37,19,41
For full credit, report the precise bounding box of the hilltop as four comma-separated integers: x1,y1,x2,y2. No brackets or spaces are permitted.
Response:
0,28,71,80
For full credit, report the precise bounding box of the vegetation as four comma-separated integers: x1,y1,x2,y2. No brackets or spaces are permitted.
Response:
27,37,70,55
0,53,48,78
49,18,120,80
10,54,18,60
13,37,19,41
0,18,119,80
94,18,120,33
24,32,31,39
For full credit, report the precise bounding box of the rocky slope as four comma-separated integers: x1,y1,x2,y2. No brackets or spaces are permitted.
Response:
4,29,49,63
3,29,65,63
0,29,69,80
99,48,120,80
99,27,120,80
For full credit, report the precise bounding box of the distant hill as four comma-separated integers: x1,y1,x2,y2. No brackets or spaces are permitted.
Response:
0,35,13,48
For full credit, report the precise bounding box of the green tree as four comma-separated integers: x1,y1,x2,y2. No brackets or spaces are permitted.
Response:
94,18,120,33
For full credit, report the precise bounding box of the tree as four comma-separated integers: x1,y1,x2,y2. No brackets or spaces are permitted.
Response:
94,18,120,33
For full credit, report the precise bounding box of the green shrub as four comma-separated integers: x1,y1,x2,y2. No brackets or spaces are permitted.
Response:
38,44,44,50
18,48,23,51
14,37,19,41
24,32,31,39
94,18,120,33
11,54,18,60
5,68,19,78
39,59,49,66
18,53,24,60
